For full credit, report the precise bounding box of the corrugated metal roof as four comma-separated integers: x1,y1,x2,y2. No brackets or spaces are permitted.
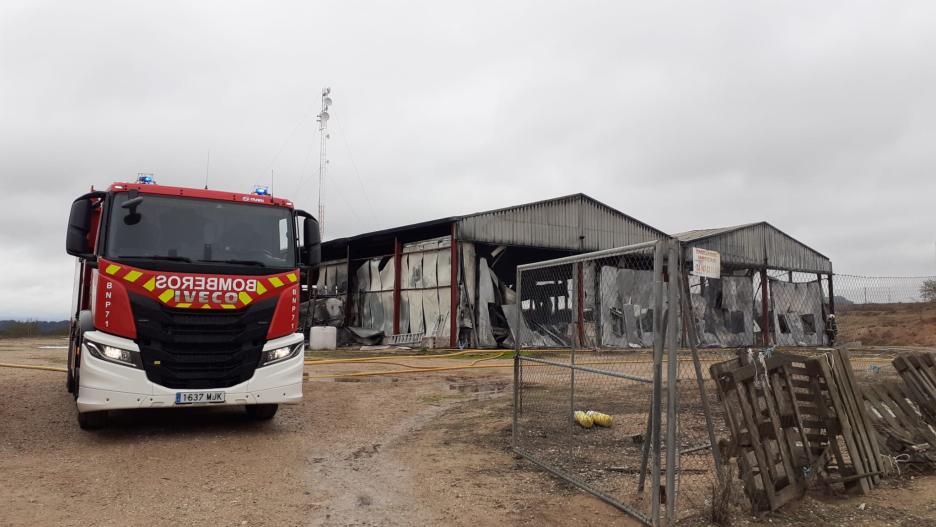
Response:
456,193,668,251
672,223,761,243
324,193,669,254
674,222,832,273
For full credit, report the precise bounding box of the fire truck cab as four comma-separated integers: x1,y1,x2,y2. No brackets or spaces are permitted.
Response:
65,177,320,429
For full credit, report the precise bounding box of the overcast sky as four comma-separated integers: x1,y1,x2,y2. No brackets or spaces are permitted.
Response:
2,1,935,319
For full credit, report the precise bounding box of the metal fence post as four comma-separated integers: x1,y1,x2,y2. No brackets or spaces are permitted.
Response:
569,263,577,454
665,240,679,523
651,240,665,526
512,267,522,451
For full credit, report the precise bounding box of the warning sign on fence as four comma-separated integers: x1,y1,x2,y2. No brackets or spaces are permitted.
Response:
691,247,721,278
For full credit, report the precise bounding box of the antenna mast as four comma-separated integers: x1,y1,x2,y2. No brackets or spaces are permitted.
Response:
205,149,210,189
316,87,332,239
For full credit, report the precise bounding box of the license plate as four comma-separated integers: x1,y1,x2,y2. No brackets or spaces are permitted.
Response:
175,391,225,404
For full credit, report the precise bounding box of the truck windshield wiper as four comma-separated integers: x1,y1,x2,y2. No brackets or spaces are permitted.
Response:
117,255,192,262
200,259,267,267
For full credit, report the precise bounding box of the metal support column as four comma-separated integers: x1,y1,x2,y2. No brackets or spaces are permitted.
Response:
760,265,770,347
392,237,402,335
828,272,836,315
450,223,459,348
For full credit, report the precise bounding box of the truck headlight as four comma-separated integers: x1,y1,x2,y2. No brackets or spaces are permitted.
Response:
84,340,143,369
260,343,303,367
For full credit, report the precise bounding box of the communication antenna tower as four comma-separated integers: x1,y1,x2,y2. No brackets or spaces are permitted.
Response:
317,87,332,238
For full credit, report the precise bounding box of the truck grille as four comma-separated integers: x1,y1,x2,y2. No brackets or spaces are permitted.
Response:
130,293,278,389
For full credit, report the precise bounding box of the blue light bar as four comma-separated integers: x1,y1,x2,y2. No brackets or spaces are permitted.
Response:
253,186,270,196
137,174,156,184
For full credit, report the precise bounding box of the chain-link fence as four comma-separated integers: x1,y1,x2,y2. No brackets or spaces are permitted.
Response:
834,274,936,305
831,274,936,348
511,237,936,525
677,265,936,350
512,240,723,526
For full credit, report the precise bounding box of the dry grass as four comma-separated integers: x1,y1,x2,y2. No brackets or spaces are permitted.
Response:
837,303,936,347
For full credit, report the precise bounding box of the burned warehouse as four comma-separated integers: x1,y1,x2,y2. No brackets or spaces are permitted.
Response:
675,222,835,348
310,194,666,348
309,196,834,349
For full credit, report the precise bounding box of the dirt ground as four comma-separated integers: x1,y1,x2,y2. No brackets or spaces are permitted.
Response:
838,303,936,347
3,337,936,527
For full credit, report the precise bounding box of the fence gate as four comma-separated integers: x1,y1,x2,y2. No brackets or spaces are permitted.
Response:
511,239,722,526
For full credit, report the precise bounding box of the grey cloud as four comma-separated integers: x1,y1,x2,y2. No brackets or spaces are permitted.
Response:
2,0,936,319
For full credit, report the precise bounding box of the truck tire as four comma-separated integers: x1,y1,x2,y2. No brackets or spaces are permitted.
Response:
77,410,108,430
245,404,278,420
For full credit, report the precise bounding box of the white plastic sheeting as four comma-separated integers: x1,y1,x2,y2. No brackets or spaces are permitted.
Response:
379,258,395,335
689,276,755,347
476,257,497,347
458,243,477,336
597,267,660,348
770,279,826,346
352,236,453,339
405,252,423,334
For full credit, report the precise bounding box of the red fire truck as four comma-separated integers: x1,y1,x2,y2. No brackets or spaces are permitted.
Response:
64,176,320,429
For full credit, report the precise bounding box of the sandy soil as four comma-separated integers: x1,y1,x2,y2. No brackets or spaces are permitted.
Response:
3,337,936,526
0,338,636,527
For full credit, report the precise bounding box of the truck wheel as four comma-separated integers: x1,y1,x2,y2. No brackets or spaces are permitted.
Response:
245,404,278,420
77,410,108,430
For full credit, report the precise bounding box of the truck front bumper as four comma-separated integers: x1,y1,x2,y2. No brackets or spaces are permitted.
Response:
76,331,304,413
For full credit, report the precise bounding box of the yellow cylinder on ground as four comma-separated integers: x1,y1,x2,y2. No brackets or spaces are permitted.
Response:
574,410,594,428
587,411,613,428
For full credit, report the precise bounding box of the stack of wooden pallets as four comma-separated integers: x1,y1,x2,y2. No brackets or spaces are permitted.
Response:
862,379,936,469
710,348,881,513
859,352,936,471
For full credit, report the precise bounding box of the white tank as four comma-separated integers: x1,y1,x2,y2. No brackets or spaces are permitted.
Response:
309,326,337,350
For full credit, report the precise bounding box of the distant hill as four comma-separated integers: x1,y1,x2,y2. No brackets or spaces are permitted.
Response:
0,320,69,338
834,295,855,306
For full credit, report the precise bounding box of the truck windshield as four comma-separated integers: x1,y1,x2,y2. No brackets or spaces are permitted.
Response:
105,193,296,269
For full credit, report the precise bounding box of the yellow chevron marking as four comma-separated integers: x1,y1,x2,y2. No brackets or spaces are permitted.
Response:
123,270,143,283
269,277,284,288
175,303,191,309
220,304,236,309
255,282,267,295
238,291,252,305
286,273,298,283
143,277,156,291
201,304,211,309
158,289,174,303
105,264,121,275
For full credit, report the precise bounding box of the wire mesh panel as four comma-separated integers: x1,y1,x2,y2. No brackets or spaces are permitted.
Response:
512,240,730,526
513,241,671,525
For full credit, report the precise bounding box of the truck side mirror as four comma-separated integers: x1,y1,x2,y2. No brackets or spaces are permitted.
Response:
66,191,105,258
66,198,93,257
300,213,321,268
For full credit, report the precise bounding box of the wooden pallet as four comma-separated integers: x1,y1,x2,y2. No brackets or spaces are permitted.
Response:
893,352,936,423
862,380,936,467
710,349,881,512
